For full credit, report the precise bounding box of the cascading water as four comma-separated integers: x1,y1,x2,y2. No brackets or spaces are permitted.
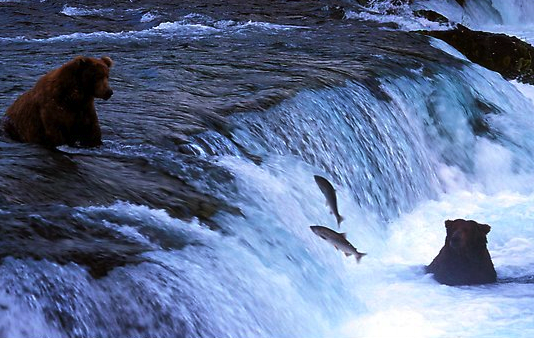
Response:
2,1,534,337
183,47,534,337
352,0,534,41
423,0,534,28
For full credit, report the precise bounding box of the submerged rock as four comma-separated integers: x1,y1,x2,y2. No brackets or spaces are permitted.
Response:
0,145,242,276
422,25,534,84
0,205,153,278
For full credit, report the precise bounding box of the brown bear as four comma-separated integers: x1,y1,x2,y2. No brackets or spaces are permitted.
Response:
2,56,113,148
426,219,497,286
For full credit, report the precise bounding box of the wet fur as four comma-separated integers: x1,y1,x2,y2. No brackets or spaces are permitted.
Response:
426,219,497,286
3,56,113,148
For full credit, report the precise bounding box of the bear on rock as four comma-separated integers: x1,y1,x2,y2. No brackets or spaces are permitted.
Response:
426,219,497,286
2,56,113,148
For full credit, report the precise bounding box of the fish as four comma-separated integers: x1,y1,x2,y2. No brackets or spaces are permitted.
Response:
310,225,366,263
314,175,344,227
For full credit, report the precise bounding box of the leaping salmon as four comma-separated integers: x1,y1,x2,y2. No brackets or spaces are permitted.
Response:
314,175,344,227
310,225,366,263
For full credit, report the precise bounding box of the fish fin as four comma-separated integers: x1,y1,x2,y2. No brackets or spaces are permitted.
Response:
344,252,352,257
340,233,347,239
356,252,367,263
338,215,344,225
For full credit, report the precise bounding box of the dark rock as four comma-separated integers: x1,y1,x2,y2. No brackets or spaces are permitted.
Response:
426,219,497,286
354,0,370,6
422,25,534,84
327,5,346,20
0,149,240,224
413,9,450,24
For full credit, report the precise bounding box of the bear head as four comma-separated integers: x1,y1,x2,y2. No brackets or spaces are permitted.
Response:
73,56,114,100
445,219,491,256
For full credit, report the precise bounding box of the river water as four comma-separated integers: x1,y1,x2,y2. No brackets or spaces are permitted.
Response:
1,0,534,337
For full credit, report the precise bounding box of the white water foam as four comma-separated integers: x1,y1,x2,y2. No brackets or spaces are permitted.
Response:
0,16,306,43
0,22,218,43
511,80,534,105
210,43,534,337
416,0,534,43
140,11,158,23
336,189,534,338
213,139,534,338
339,57,534,337
79,198,347,337
345,8,450,31
348,0,534,44
427,0,534,29
60,5,114,17
345,0,456,31
215,131,534,337
0,287,65,338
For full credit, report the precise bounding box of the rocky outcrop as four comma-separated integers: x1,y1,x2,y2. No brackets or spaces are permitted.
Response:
422,25,534,84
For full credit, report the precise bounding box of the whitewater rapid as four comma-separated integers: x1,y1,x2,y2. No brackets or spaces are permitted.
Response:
350,0,534,44
207,41,534,337
2,1,534,337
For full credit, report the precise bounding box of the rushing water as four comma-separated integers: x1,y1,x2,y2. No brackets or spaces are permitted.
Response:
1,1,534,337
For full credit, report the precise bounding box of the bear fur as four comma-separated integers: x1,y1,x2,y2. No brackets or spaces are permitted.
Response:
426,219,497,286
2,56,113,147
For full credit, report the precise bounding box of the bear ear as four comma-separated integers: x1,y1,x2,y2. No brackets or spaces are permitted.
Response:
444,220,456,235
478,223,491,235
101,56,113,68
73,56,89,66
70,56,90,76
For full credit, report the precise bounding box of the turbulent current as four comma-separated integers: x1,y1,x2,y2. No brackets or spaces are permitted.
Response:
1,0,534,337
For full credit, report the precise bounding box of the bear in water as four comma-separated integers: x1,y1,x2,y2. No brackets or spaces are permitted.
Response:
2,56,113,148
426,219,497,286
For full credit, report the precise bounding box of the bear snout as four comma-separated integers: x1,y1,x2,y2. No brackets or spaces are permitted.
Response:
103,88,113,100
449,232,463,250
449,229,470,252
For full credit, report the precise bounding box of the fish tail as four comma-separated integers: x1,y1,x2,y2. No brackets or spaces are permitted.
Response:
337,215,344,227
356,252,367,263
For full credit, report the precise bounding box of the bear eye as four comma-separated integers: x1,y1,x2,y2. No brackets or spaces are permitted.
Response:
95,73,107,80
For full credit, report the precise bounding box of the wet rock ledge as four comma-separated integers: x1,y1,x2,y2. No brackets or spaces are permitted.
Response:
421,25,534,84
